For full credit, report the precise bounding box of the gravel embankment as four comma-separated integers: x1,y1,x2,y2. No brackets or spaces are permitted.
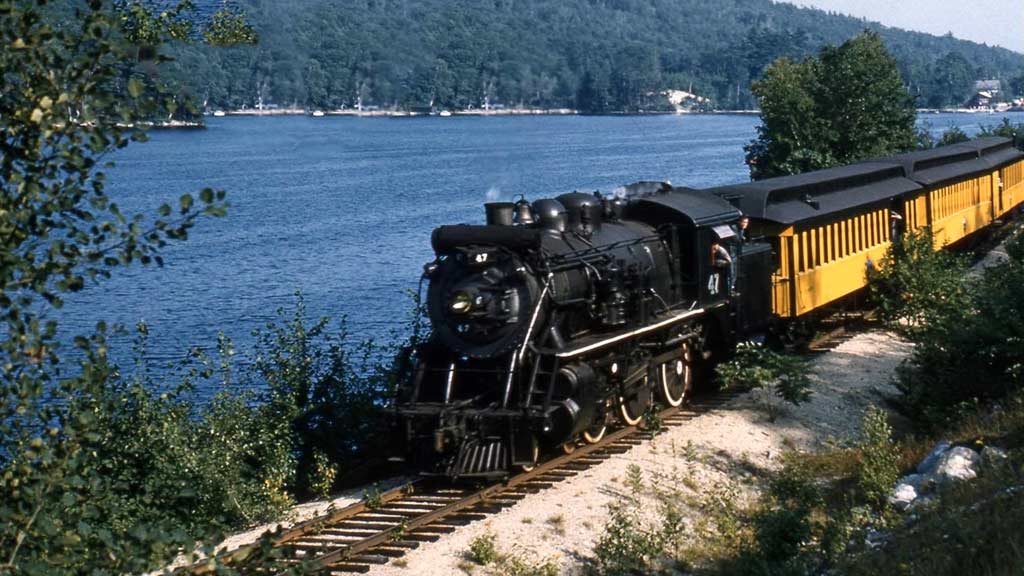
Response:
368,331,912,575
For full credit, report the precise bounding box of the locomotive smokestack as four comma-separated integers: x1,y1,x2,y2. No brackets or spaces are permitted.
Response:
485,202,515,226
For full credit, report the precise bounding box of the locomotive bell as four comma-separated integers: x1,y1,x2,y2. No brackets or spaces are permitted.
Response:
532,198,567,232
514,197,535,225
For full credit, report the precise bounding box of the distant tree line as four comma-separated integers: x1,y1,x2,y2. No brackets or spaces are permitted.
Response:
156,0,1024,113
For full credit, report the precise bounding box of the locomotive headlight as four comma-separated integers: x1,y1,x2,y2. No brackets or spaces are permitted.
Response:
450,291,473,314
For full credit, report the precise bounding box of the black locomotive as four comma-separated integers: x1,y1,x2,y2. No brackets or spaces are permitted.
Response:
393,182,774,477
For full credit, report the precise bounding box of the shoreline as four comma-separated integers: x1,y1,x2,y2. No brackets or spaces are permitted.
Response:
204,107,1024,120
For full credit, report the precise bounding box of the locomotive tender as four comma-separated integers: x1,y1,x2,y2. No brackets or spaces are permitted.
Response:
393,137,1024,478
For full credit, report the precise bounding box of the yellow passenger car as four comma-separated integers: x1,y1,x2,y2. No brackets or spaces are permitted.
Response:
710,163,921,318
959,137,1024,219
884,144,999,249
709,137,1023,320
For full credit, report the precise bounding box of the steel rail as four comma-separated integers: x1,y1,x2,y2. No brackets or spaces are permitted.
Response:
182,480,424,573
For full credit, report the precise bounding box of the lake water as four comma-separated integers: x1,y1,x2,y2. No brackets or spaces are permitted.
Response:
58,112,1024,385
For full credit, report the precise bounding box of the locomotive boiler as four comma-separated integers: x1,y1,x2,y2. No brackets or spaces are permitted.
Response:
393,183,774,477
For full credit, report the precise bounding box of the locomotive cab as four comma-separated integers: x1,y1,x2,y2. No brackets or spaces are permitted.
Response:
625,186,741,308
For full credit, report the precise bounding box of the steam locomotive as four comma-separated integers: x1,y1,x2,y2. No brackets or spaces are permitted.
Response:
392,137,1024,478
392,182,774,476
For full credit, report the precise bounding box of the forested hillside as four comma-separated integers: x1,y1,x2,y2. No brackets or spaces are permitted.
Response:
162,0,1024,112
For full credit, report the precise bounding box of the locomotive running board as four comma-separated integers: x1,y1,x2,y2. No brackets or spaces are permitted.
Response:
554,304,725,359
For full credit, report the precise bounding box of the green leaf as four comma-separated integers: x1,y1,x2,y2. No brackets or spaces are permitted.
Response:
179,193,193,211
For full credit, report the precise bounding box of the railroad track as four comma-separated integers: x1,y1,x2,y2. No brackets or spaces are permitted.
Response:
184,392,739,575
183,314,871,575
806,308,879,353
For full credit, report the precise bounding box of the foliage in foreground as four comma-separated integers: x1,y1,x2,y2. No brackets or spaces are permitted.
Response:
590,464,688,575
462,531,560,576
868,229,971,337
716,343,813,422
0,3,343,574
745,31,917,180
669,395,1024,576
587,402,995,576
841,394,1024,576
872,226,1024,427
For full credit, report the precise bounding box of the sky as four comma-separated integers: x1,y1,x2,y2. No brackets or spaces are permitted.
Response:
782,0,1023,54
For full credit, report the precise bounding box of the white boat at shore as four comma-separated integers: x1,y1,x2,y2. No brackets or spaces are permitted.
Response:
311,110,325,117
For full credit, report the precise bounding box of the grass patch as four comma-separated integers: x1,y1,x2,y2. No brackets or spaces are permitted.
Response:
545,514,566,536
466,532,500,566
462,533,560,576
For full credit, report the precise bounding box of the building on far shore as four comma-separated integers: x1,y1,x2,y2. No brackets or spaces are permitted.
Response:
662,89,711,113
965,79,1003,110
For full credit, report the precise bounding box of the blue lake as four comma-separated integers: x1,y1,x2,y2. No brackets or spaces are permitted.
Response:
57,112,1024,387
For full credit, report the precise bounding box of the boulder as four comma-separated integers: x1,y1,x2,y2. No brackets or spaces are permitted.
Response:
933,446,981,485
888,473,938,511
917,440,952,474
981,446,1009,467
889,481,918,511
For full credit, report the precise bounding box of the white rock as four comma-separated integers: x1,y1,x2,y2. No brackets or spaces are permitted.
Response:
917,440,952,474
933,446,981,485
889,473,938,511
889,481,919,511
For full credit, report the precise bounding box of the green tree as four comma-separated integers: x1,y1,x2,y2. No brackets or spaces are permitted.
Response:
576,66,611,114
744,57,832,177
745,31,917,179
0,1,263,573
926,51,976,108
1010,74,1024,98
979,117,1024,151
937,125,970,146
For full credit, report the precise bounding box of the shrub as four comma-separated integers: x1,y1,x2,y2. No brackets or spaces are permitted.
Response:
717,343,814,422
979,118,1024,151
251,293,399,497
868,228,970,336
307,449,338,499
753,471,820,564
466,532,500,566
593,469,686,575
855,407,902,509
890,226,1024,426
938,125,970,147
493,555,560,576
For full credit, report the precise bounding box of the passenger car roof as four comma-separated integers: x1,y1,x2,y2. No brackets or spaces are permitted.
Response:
876,143,993,186
706,163,921,225
955,136,1024,170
